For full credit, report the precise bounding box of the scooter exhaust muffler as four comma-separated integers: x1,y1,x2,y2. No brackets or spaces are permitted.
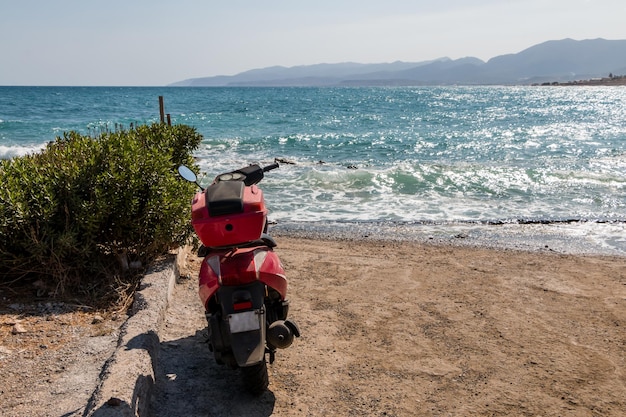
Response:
267,319,300,349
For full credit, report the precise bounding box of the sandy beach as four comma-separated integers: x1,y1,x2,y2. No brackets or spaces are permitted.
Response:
265,237,626,416
1,236,626,416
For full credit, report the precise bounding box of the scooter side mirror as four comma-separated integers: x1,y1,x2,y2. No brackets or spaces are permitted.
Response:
178,165,197,182
178,165,204,191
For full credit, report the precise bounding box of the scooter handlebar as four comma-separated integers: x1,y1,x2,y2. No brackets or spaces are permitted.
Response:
262,163,280,172
210,162,280,186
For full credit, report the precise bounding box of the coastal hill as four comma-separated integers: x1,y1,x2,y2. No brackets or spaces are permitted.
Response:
170,38,626,87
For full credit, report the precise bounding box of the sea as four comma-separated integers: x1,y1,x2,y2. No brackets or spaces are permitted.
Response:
1,86,625,255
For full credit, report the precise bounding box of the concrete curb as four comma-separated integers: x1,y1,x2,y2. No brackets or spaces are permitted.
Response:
83,251,181,417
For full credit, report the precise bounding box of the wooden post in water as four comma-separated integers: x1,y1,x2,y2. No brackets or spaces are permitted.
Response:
159,96,165,124
166,114,171,126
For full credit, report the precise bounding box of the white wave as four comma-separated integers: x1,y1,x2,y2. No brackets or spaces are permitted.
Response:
0,144,46,159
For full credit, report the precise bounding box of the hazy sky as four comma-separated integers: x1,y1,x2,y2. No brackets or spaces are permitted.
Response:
1,0,624,86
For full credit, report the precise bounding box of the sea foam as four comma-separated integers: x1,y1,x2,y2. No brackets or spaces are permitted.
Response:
0,144,46,159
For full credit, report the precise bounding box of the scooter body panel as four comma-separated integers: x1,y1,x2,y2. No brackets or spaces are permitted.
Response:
199,245,289,368
198,246,288,310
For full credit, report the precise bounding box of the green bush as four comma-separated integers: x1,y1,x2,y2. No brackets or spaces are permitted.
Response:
0,123,202,298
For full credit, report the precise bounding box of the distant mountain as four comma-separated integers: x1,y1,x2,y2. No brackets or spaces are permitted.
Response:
170,60,441,87
169,38,626,87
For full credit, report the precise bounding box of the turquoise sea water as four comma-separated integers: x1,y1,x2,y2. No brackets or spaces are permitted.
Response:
1,86,625,253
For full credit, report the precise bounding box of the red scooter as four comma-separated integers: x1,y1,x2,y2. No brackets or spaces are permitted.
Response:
178,162,299,394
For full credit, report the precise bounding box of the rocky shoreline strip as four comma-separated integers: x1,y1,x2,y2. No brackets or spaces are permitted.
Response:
534,75,626,86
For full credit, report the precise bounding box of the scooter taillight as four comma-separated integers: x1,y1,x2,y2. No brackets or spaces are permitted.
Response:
233,301,253,311
232,288,255,312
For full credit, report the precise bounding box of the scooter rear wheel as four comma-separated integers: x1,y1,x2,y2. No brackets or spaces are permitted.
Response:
241,360,269,395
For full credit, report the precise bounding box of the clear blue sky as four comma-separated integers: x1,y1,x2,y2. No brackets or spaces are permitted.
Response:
1,0,624,86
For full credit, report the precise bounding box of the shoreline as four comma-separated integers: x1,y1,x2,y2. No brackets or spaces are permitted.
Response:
270,220,626,257
536,76,626,86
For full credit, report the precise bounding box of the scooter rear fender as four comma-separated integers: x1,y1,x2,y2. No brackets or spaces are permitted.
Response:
217,282,267,366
